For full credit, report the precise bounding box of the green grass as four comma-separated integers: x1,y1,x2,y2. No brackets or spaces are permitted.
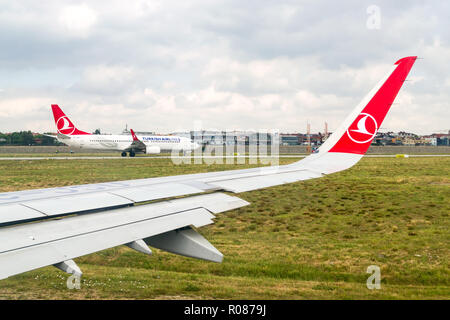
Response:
0,156,448,299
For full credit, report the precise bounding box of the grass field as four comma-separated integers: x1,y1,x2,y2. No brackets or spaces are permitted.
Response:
0,156,448,299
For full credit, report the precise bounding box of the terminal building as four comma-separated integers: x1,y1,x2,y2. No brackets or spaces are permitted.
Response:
172,130,279,146
169,130,329,147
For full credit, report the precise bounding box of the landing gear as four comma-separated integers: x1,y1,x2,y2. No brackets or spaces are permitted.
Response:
121,152,127,157
129,151,136,157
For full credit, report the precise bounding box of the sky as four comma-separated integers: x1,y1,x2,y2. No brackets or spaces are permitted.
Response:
0,0,448,135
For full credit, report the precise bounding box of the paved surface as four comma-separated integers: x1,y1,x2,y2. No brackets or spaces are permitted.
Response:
0,154,449,160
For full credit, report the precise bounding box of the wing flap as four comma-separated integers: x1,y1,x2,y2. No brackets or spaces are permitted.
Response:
109,183,204,203
0,204,46,225
17,192,133,217
207,169,323,193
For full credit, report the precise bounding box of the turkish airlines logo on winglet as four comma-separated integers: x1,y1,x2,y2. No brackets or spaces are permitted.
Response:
346,113,378,144
56,116,75,135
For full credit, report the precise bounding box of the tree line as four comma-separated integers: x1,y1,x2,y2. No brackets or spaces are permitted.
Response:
0,131,62,146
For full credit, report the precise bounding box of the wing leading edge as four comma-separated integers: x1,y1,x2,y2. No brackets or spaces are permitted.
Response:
0,57,417,280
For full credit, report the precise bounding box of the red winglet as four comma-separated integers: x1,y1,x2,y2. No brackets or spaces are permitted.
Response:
51,104,91,135
130,129,139,141
327,56,417,154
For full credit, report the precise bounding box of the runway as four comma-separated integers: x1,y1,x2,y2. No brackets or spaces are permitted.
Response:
0,154,449,160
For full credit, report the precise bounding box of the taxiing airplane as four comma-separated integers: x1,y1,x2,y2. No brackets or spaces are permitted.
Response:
51,104,200,156
0,57,417,280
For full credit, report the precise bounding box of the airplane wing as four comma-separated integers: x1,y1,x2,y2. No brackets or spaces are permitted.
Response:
124,129,146,153
0,57,417,280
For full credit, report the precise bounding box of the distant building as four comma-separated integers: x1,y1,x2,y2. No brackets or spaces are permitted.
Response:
121,126,155,135
423,136,438,146
164,129,450,147
280,134,301,145
402,137,420,146
122,129,155,135
178,130,277,146
438,136,450,146
397,131,418,138
279,133,324,146
423,133,450,146
372,132,399,145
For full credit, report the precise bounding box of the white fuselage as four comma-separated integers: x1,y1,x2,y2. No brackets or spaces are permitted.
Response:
58,134,199,153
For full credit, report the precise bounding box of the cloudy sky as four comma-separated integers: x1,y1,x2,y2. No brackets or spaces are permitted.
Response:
0,0,448,134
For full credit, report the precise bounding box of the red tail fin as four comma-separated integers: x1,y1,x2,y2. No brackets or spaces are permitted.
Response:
51,104,91,135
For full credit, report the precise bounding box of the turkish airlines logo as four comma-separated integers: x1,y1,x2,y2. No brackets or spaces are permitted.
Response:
346,113,378,144
56,116,75,135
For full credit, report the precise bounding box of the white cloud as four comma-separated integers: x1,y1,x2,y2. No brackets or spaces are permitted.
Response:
59,4,97,38
75,65,137,95
0,0,448,135
0,97,54,132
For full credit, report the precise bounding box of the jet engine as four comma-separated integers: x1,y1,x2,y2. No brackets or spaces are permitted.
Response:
146,146,161,154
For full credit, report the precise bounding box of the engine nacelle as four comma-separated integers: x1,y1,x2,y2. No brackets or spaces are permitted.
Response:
145,146,161,154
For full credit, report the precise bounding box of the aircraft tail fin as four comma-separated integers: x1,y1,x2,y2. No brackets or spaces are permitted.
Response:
51,104,91,135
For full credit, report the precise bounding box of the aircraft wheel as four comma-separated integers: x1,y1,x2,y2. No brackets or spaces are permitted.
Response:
129,151,136,157
121,152,127,157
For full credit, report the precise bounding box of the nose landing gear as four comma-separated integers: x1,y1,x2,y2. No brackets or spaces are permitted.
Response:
121,152,127,157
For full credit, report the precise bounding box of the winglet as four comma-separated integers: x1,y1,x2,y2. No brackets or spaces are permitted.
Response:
319,56,417,155
130,129,139,141
293,57,417,174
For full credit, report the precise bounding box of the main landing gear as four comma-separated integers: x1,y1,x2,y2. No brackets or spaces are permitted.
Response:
121,151,136,157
